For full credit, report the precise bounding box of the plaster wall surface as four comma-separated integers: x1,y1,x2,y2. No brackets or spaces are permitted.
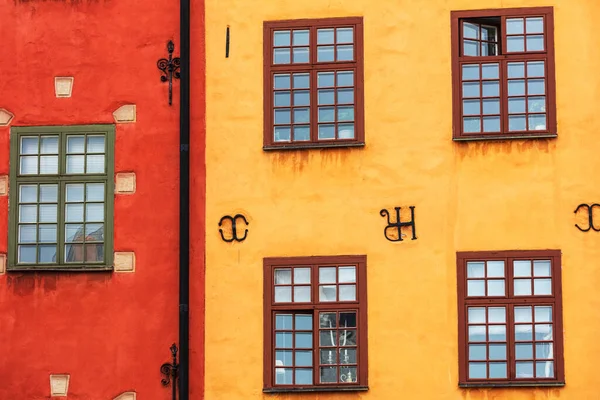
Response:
204,0,600,399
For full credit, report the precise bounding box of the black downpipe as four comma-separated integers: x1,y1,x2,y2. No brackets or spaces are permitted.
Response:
179,0,190,396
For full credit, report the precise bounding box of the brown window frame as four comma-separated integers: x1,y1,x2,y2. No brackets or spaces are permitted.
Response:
457,250,564,387
263,17,365,150
451,7,557,141
263,255,368,392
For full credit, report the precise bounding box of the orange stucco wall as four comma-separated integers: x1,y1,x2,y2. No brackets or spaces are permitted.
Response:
205,0,600,399
0,1,205,399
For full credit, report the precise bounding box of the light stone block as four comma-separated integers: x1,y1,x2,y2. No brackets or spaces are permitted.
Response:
115,172,136,194
0,175,7,196
114,252,135,272
0,109,13,126
0,254,5,274
55,77,74,98
113,105,136,123
50,374,70,396
114,392,136,400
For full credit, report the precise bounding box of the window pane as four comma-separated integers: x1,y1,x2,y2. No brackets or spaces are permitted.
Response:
85,224,104,241
488,307,506,323
536,324,553,340
275,287,292,302
462,82,480,98
293,108,310,124
527,61,545,77
66,184,84,202
317,72,335,88
340,312,356,328
66,204,84,222
274,30,290,46
340,348,356,364
38,245,56,263
482,81,499,97
469,363,486,379
515,324,533,341
514,260,531,276
274,127,291,142
467,280,485,296
509,97,526,113
20,156,38,175
340,366,357,383
87,136,105,153
463,22,479,39
528,79,545,95
337,45,353,61
339,284,356,301
337,28,353,44
338,124,354,139
318,90,335,105
467,262,484,278
19,185,37,203
294,268,310,284
338,88,354,104
274,48,291,64
65,244,84,262
489,362,507,378
19,205,37,223
85,203,104,222
482,63,499,79
18,245,37,263
276,314,292,330
317,46,334,62
66,224,84,242
516,343,533,360
18,225,36,243
535,306,552,322
337,71,354,87
463,117,481,133
274,74,290,89
487,261,504,277
508,80,525,96
40,137,58,153
66,155,85,173
39,205,57,223
293,47,309,63
296,368,313,384
86,155,105,173
463,40,479,56
536,343,553,360
86,183,105,202
507,36,525,52
293,73,310,89
463,100,480,116
516,362,533,378
293,30,309,46
508,62,525,78
469,344,486,360
462,64,480,80
276,332,293,348
317,28,334,44
276,350,292,367
339,329,356,346
320,330,337,346
274,109,291,124
320,313,336,328
295,314,312,330
536,361,554,378
274,92,290,107
85,245,102,262
39,185,58,203
488,325,506,342
534,278,552,295
507,18,524,34
21,137,39,154
318,124,335,140
320,367,337,383
295,332,312,348
67,136,85,153
514,279,532,295
528,114,547,131
319,267,336,283
483,117,500,132
487,280,504,296
293,286,310,303
337,106,354,122
527,35,544,51
528,97,546,113
515,307,532,323
468,307,486,323
339,266,356,283
489,344,506,360
275,368,292,384
468,325,486,342
293,126,310,141
509,115,526,131
319,285,336,301
482,99,500,115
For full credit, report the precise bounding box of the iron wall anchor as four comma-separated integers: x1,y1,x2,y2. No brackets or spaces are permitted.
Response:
157,41,181,106
160,343,179,400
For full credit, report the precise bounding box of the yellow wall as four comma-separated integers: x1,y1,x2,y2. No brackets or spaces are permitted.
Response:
204,0,600,399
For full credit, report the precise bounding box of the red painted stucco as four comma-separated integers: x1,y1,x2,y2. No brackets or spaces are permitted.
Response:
0,1,205,399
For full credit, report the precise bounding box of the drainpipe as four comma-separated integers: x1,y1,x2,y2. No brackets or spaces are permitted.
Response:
179,0,190,396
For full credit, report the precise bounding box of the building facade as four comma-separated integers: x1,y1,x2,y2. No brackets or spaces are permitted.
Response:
205,0,600,399
0,0,205,399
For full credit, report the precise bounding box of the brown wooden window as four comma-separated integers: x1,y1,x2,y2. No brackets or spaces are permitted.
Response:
451,7,557,140
457,250,564,387
263,256,368,392
263,18,364,150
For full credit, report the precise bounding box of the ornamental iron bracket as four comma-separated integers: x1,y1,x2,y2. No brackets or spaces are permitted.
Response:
219,214,249,242
574,203,600,232
380,206,417,242
157,41,181,106
160,343,179,400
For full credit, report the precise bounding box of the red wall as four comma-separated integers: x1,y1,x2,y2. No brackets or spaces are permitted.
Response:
0,1,204,398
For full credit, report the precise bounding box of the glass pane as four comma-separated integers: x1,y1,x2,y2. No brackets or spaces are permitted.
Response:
321,349,337,364
86,155,105,173
529,114,547,131
320,313,336,328
274,109,291,124
275,368,292,385
509,97,526,114
19,225,36,243
535,306,552,322
463,22,479,39
487,261,504,277
294,268,310,284
469,344,486,360
527,61,545,77
19,245,37,263
488,307,506,323
507,36,525,52
295,314,312,330
528,79,545,95
338,124,354,139
317,46,334,62
508,80,525,96
293,47,309,63
482,81,499,97
339,329,356,346
515,324,533,341
39,205,57,223
516,344,533,360
468,325,486,342
489,325,506,342
489,362,507,378
483,117,500,132
534,278,552,295
295,332,312,348
295,369,313,384
293,30,309,46
317,28,334,44
20,156,38,175
293,126,310,141
274,74,290,89
39,156,58,174
515,306,533,322
536,361,554,378
339,285,356,301
21,137,39,154
339,266,356,283
536,343,553,360
319,285,336,301
320,330,337,346
514,279,532,295
274,127,291,142
463,117,481,133
320,367,337,383
293,108,310,123
66,184,84,202
19,205,37,223
274,92,290,107
85,224,104,241
508,62,525,78
86,183,104,202
39,185,57,203
318,89,334,105
467,262,484,278
318,72,335,88
65,244,84,262
527,35,544,51
337,45,353,61
516,362,533,378
340,312,357,328
273,48,291,64
276,350,292,367
67,136,85,153
294,286,310,302
85,203,104,222
463,100,480,116
462,82,480,98
273,30,290,46
340,366,357,383
507,18,524,34
514,260,531,276
528,97,546,113
467,280,485,296
275,287,292,302
276,314,292,330
340,348,356,364
338,106,354,122
468,307,486,323
19,185,37,203
489,344,506,360
487,280,505,296
319,267,336,283
87,136,105,153
526,17,544,33
337,28,353,43
509,115,526,131
469,362,486,379
482,99,500,115
275,332,293,348
66,155,85,173
337,71,354,86
338,88,354,104
482,63,499,79
85,244,104,262
38,245,56,263
293,73,310,89
463,40,479,56
462,64,479,80
66,224,84,242
536,324,553,340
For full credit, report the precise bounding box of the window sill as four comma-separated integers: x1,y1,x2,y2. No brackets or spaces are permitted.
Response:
459,382,565,388
264,386,369,393
453,134,557,142
263,142,365,151
7,265,114,272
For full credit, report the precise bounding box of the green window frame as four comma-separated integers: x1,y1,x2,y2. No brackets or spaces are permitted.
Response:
8,125,115,271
